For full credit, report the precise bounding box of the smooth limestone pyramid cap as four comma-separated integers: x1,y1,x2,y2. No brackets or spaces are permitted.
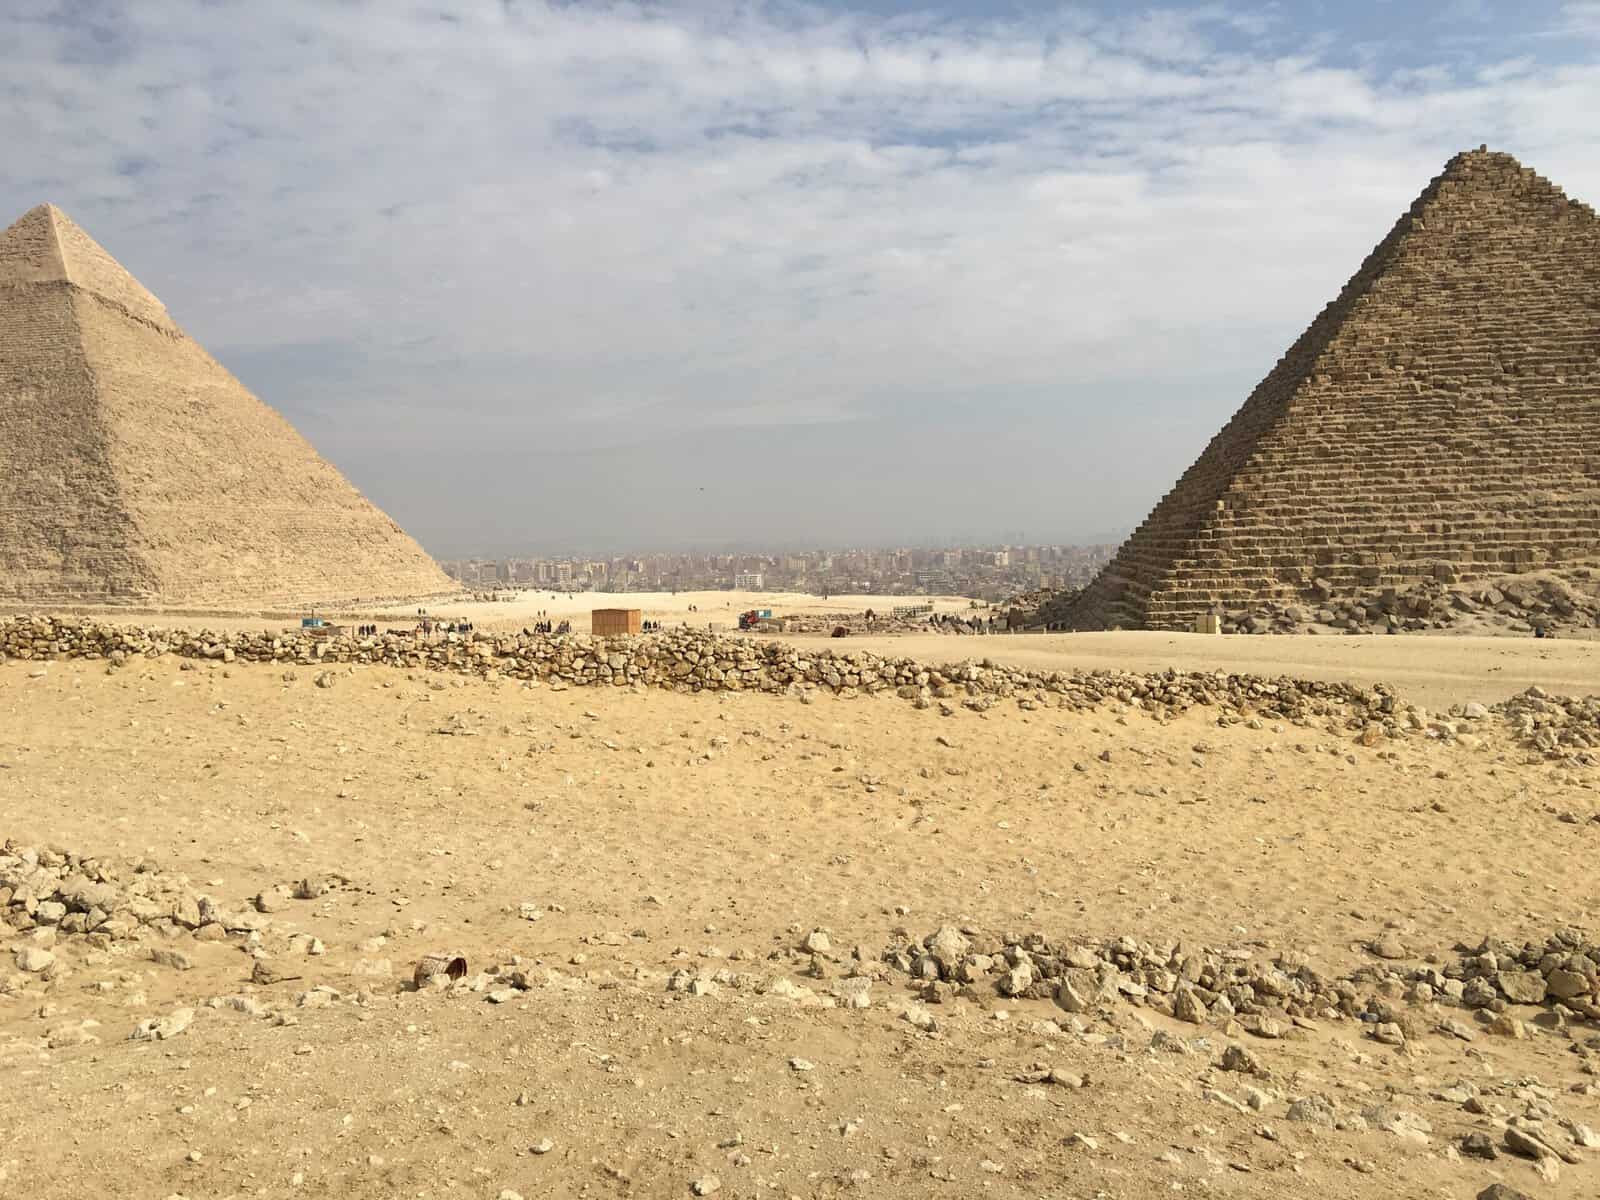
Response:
0,203,176,330
1069,147,1600,631
0,204,456,610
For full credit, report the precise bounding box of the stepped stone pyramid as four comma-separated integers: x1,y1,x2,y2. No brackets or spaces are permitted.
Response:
1070,148,1600,631
0,204,455,609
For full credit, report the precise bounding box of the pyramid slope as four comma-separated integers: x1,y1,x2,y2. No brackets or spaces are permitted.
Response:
0,206,455,610
1070,148,1600,631
0,285,155,603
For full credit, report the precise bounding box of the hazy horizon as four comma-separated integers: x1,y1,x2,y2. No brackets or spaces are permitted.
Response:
7,1,1600,559
427,531,1130,562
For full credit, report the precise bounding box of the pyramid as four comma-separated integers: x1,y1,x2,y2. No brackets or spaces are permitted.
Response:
1070,148,1600,631
0,204,455,609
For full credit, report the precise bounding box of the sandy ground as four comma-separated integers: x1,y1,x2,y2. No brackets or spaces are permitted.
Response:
4,592,984,637
0,651,1597,1198
784,630,1600,712
366,590,983,633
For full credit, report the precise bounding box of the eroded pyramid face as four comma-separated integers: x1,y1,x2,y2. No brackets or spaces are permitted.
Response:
1070,148,1600,632
0,204,456,609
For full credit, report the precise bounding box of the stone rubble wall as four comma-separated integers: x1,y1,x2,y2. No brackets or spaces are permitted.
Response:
769,611,979,636
5,615,1595,761
1072,150,1600,631
0,613,1392,718
875,923,1600,1029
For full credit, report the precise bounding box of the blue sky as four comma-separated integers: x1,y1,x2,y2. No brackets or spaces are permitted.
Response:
4,0,1600,555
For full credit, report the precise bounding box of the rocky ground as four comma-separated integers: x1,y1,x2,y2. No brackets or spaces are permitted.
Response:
1,648,1598,1199
763,611,969,636
1212,571,1600,638
1015,570,1600,638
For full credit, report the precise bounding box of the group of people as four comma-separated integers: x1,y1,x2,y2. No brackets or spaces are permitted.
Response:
524,619,573,635
928,612,1003,635
413,618,476,636
354,624,381,637
642,619,664,632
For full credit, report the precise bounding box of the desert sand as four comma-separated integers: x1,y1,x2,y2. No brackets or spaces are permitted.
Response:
1,644,1597,1199
0,591,984,636
366,589,981,633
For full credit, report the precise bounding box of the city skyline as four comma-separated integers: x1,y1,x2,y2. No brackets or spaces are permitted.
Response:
438,540,1117,601
423,528,1131,561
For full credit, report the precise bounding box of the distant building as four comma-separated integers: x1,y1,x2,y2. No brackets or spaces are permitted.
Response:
592,608,642,636
733,572,764,590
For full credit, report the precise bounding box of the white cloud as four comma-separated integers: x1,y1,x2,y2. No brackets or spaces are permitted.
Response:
3,1,1600,549
1563,1,1600,36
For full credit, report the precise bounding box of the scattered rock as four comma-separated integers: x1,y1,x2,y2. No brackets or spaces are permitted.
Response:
1219,1044,1264,1075
1172,987,1208,1025
1476,1186,1534,1200
1496,970,1547,1005
926,926,970,973
15,947,54,973
1286,1095,1337,1128
1370,1022,1406,1047
1504,1125,1560,1162
831,978,872,1009
1369,933,1407,961
1488,1013,1528,1039
130,1007,195,1042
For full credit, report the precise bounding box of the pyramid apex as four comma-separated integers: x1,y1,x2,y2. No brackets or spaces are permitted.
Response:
0,203,175,330
0,204,69,287
1422,146,1594,218
1442,144,1523,170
